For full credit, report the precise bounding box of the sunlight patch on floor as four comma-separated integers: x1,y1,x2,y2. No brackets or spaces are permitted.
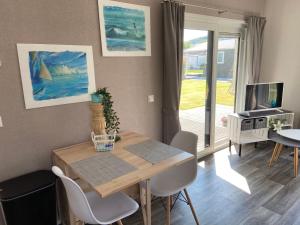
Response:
198,161,205,168
214,147,251,194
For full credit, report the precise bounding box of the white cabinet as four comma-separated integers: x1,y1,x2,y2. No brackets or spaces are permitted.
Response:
228,111,294,156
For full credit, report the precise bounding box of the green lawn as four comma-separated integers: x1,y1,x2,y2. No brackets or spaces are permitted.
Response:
180,79,235,110
185,69,204,75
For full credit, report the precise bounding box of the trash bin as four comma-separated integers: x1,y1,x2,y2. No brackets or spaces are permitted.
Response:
0,170,57,225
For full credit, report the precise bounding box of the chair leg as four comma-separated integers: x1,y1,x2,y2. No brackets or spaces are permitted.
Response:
183,189,200,225
165,196,171,225
117,221,124,225
269,143,280,167
274,144,283,161
294,147,299,177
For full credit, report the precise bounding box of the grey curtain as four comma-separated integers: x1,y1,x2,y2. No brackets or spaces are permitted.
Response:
162,1,185,144
246,16,267,84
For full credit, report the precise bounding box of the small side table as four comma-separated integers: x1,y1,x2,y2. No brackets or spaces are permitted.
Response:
269,130,300,177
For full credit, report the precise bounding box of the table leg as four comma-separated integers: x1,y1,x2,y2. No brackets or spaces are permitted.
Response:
294,147,299,177
139,182,147,225
269,143,280,167
165,196,171,225
274,144,283,161
146,179,151,225
239,144,242,157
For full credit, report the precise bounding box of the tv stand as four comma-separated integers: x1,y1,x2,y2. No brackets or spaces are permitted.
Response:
228,109,294,157
238,109,284,118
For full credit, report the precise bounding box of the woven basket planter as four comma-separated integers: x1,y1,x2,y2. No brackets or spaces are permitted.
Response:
90,103,106,135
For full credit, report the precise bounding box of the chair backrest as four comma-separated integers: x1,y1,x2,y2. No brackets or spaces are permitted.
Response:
51,166,99,224
151,131,198,196
170,131,198,182
171,131,198,156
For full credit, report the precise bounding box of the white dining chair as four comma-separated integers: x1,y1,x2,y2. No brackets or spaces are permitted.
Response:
52,166,139,225
151,131,200,225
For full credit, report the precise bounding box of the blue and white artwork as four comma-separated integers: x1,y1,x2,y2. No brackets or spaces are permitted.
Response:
17,44,96,109
29,51,88,100
99,0,151,56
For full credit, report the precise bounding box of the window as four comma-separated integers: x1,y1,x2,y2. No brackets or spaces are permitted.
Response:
197,55,207,65
217,51,225,64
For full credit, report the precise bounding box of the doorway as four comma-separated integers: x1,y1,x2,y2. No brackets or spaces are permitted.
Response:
180,29,214,153
179,14,245,157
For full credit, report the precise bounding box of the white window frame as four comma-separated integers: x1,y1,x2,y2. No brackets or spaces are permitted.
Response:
184,13,246,157
217,51,225,64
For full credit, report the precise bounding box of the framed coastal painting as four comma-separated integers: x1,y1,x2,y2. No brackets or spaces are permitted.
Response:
17,44,96,109
98,0,151,57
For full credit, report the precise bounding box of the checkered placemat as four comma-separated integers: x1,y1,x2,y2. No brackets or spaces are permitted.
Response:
70,153,136,186
125,140,184,164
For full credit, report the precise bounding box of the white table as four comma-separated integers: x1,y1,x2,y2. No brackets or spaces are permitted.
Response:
269,129,300,177
277,129,300,141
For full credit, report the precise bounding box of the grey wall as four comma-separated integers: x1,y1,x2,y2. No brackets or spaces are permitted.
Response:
0,0,163,183
261,0,300,127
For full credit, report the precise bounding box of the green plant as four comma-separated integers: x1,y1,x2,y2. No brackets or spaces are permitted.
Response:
94,88,120,137
269,118,286,131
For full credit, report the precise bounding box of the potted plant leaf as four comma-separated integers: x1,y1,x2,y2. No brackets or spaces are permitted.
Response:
92,88,121,142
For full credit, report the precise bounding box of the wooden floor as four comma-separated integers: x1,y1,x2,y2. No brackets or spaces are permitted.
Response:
124,142,300,225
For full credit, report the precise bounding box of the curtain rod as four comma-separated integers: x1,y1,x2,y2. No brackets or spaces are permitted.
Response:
161,0,247,16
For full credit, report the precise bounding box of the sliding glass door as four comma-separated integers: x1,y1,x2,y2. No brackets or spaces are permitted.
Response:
214,35,240,148
180,28,214,154
180,14,245,157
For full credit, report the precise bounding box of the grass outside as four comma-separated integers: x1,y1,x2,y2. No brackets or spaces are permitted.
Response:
180,79,234,110
185,69,204,75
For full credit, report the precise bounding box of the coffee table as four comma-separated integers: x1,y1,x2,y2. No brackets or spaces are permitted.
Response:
269,129,300,177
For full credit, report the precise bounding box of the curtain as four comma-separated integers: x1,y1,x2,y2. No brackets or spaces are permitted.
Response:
162,1,185,144
246,16,267,84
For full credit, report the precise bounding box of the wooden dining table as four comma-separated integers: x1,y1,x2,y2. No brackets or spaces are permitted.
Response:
52,131,194,225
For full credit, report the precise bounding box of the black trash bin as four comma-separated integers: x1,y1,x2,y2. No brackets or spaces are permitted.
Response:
0,170,57,225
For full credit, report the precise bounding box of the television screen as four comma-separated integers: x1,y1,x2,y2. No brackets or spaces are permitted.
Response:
245,83,284,111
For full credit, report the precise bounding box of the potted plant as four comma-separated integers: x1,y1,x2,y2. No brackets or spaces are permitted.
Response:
92,88,121,141
91,92,103,104
221,116,228,127
269,118,286,131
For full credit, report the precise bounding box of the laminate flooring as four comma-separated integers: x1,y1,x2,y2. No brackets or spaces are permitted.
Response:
124,143,300,225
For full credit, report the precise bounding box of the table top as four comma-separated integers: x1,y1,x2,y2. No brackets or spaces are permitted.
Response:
277,129,300,141
53,131,194,198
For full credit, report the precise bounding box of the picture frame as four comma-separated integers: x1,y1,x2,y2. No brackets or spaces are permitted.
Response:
17,44,96,109
98,0,151,57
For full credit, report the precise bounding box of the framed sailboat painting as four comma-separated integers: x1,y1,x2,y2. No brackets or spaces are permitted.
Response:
98,0,151,56
17,44,96,109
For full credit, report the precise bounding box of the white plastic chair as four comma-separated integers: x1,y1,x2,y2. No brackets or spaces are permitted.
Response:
151,131,200,225
52,166,139,225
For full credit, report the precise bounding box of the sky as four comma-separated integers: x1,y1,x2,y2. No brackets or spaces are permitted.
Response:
184,29,208,42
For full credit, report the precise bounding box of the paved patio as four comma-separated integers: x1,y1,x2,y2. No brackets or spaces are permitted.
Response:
179,104,234,151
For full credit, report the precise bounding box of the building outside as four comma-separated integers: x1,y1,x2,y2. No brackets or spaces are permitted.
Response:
183,38,237,80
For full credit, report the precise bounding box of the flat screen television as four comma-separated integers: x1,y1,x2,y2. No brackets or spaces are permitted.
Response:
245,82,284,111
